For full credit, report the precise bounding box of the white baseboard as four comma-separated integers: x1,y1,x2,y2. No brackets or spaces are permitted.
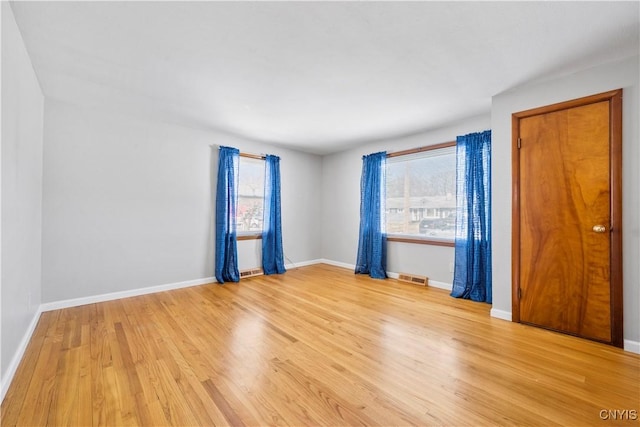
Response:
1,307,43,403
425,280,452,291
624,339,640,354
41,259,333,314
490,308,512,321
319,258,356,270
488,310,638,354
285,258,324,269
40,276,216,312
316,260,454,290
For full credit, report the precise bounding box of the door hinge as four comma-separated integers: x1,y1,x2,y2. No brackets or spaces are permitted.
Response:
517,288,522,299
517,138,522,149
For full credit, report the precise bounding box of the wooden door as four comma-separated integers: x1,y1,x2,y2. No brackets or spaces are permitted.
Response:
512,90,623,347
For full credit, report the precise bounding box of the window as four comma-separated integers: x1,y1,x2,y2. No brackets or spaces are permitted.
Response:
385,143,456,244
237,155,265,234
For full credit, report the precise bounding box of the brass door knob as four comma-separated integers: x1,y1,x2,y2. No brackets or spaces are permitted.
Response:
592,225,607,233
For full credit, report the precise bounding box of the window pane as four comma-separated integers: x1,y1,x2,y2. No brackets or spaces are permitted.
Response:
237,157,265,233
386,146,456,240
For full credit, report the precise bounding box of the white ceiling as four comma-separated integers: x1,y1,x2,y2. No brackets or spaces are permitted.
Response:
10,1,640,155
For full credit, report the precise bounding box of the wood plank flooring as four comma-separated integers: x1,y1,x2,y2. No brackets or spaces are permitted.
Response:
2,264,639,426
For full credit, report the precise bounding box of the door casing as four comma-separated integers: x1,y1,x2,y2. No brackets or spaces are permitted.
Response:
511,89,623,348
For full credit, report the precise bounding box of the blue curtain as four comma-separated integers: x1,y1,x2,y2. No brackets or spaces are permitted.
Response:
451,130,492,303
355,151,387,279
215,146,240,283
262,154,286,275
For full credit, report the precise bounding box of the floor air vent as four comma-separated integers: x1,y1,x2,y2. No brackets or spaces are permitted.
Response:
240,268,264,279
398,273,428,286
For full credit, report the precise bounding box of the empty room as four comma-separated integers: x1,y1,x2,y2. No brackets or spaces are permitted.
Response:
2,1,639,426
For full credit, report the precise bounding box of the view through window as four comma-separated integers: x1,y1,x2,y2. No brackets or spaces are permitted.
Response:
386,145,456,240
237,156,265,233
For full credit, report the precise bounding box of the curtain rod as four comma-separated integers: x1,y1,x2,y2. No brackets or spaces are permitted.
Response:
386,140,456,158
239,152,266,160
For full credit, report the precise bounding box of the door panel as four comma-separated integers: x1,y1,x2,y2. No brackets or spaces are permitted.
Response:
513,91,622,346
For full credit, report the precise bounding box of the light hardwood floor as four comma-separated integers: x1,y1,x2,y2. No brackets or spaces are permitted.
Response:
2,264,639,426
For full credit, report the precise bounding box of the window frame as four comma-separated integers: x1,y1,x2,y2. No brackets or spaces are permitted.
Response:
385,141,456,247
236,152,266,240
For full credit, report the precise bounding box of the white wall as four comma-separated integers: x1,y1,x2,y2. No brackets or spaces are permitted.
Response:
41,100,322,303
492,55,640,347
320,114,491,285
1,2,44,392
